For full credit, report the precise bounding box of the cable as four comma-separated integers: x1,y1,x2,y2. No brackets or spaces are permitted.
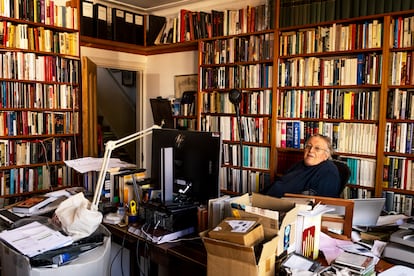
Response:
109,228,127,276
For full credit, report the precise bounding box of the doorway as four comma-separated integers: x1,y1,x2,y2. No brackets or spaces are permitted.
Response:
81,52,145,167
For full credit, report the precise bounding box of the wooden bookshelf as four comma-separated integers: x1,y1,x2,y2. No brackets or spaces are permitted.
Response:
275,0,414,215
0,1,82,204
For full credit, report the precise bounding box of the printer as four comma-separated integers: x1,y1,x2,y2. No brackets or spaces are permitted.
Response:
383,226,414,267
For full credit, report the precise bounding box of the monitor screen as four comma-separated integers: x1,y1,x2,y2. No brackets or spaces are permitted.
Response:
150,98,175,129
151,128,221,204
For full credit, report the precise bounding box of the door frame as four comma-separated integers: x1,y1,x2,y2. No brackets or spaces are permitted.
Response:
80,47,147,167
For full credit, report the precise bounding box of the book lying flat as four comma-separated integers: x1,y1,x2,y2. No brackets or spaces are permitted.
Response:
12,196,57,214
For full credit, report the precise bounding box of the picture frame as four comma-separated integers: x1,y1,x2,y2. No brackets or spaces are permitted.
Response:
174,74,197,99
122,71,136,86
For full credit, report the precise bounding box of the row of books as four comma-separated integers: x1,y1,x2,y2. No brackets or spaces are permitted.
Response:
0,137,76,166
384,122,414,154
221,144,270,171
279,54,383,87
390,51,414,86
390,16,414,48
83,168,146,204
1,82,79,110
154,2,274,45
201,115,270,145
81,1,144,45
202,89,272,115
0,0,79,29
342,157,376,187
276,120,377,155
383,157,414,191
200,64,273,90
0,21,79,56
383,190,414,216
0,52,80,83
0,111,79,136
200,33,274,65
175,118,196,130
280,0,413,28
279,89,379,120
279,20,383,56
219,167,269,194
387,89,414,120
0,165,75,196
343,187,373,199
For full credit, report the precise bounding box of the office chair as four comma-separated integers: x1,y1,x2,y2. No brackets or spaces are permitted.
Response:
332,159,351,197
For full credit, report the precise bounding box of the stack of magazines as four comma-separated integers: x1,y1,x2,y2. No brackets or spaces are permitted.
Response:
332,251,375,276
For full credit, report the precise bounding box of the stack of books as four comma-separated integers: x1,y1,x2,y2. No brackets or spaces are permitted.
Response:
332,251,375,275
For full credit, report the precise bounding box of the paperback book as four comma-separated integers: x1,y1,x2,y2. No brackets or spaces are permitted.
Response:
12,195,57,214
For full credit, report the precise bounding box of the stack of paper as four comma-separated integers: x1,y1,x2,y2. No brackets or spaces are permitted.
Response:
0,221,73,257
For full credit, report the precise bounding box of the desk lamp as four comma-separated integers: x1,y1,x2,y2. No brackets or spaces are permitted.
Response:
56,124,161,240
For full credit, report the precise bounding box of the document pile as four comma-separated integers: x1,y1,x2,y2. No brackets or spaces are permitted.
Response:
0,221,73,257
332,251,375,275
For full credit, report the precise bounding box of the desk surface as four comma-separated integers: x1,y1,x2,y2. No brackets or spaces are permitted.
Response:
105,223,394,275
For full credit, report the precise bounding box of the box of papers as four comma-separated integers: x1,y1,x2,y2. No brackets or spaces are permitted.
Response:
201,230,277,276
208,217,264,246
231,193,300,257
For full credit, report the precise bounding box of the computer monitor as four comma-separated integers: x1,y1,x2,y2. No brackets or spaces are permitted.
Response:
352,198,386,227
150,98,175,129
151,128,221,204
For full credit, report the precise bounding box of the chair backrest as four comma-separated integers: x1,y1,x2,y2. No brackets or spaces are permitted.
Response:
332,159,351,196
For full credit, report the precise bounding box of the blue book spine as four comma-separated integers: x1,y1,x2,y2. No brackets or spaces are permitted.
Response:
406,123,413,154
357,54,365,85
293,121,301,149
10,168,14,194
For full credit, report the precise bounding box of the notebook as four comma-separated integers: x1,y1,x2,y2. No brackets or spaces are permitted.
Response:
352,198,386,227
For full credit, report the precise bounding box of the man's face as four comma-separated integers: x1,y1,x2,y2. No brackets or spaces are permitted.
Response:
303,136,329,166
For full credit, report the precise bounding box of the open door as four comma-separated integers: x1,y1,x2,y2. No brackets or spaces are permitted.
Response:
82,56,98,157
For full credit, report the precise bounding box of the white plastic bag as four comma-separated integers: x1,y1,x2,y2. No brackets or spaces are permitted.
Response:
55,192,103,241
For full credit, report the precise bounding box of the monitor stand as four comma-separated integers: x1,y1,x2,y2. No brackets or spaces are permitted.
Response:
160,147,173,205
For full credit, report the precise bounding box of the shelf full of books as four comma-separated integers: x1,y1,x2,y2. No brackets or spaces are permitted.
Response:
380,14,414,213
0,0,81,201
276,17,385,194
198,25,275,194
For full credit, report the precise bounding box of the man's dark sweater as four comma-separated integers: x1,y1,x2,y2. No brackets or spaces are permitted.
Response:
266,160,341,198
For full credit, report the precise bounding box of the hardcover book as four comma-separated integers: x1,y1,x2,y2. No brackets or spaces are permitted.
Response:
12,195,56,214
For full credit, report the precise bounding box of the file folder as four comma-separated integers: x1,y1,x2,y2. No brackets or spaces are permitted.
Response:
94,3,108,39
81,0,94,37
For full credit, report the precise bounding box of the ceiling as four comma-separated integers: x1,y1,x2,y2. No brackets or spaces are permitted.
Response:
105,0,197,12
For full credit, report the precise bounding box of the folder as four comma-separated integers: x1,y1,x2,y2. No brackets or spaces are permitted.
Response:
94,3,108,39
112,8,125,42
80,0,94,37
124,11,134,43
134,13,144,45
147,14,166,46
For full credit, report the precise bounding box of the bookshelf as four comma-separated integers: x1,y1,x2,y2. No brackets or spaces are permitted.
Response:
0,1,81,204
198,1,275,194
275,0,414,215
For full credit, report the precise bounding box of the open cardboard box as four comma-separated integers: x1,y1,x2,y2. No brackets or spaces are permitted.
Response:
201,230,278,276
231,193,302,257
208,217,264,246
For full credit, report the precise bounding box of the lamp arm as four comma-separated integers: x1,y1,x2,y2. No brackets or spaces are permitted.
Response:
90,125,161,210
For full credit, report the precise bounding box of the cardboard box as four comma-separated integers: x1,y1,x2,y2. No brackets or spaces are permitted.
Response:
201,230,277,276
231,193,301,257
208,217,264,246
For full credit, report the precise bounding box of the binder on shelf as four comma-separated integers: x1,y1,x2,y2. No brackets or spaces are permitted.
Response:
147,14,166,46
134,13,145,45
94,3,108,40
124,11,134,44
112,8,126,43
81,0,94,37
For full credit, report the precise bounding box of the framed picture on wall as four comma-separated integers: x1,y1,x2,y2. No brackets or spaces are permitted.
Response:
174,74,197,99
122,71,136,86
